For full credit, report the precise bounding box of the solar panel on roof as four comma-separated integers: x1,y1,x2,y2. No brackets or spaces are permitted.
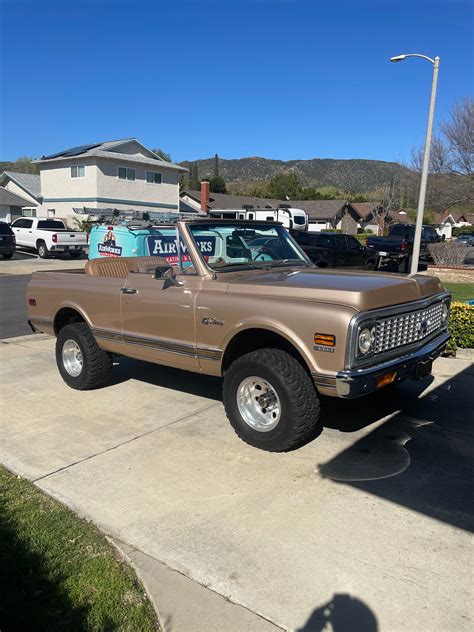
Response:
42,143,102,160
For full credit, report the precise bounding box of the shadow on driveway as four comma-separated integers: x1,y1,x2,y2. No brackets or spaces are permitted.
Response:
318,365,474,532
297,593,378,631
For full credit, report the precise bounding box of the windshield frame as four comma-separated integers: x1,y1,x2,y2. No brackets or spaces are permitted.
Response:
183,221,313,274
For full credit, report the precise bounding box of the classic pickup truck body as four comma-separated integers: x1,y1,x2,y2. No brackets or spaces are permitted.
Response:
27,219,451,451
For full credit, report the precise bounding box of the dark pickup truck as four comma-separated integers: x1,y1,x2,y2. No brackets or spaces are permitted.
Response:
294,231,377,270
366,224,441,272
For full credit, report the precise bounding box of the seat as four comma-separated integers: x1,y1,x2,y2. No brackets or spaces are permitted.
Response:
84,256,171,278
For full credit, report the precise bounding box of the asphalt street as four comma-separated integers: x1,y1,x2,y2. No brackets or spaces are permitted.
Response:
0,275,31,339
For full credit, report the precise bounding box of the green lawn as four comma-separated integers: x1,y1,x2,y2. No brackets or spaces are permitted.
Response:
443,282,474,303
0,466,159,631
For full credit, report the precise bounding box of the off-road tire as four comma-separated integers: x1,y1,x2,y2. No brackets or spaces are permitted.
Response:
223,348,321,452
37,241,49,259
69,251,82,259
2,252,13,259
56,322,112,390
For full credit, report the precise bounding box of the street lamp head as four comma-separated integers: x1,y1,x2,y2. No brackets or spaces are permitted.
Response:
390,55,407,62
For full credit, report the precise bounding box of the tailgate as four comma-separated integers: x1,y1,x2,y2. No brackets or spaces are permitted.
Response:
54,232,88,246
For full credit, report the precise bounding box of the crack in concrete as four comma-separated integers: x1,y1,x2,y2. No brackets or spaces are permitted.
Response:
32,401,221,483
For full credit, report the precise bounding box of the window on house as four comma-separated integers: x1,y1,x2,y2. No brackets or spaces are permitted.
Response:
118,167,136,181
145,171,162,184
22,208,37,218
71,165,85,178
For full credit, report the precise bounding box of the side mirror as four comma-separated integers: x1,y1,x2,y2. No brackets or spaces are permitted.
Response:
153,264,174,279
154,265,183,287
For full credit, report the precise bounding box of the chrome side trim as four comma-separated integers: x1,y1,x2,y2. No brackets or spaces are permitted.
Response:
311,373,337,390
28,317,54,332
92,327,222,361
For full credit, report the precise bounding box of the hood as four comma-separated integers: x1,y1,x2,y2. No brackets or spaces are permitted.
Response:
223,267,445,311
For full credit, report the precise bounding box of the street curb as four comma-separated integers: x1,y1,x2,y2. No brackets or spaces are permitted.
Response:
107,537,165,632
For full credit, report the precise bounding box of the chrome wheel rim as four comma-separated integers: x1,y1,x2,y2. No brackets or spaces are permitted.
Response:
62,339,83,377
237,376,281,432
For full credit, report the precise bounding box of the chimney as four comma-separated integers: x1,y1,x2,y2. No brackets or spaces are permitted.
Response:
200,181,210,214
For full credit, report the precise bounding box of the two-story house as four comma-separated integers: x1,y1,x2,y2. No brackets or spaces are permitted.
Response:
1,138,187,225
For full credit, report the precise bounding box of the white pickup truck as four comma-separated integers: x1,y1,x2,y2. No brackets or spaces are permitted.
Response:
10,218,88,258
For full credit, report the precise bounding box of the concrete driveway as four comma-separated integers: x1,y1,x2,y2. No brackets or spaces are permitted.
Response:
1,335,473,631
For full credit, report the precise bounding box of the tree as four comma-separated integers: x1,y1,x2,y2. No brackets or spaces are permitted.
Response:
9,156,39,174
267,172,302,199
214,153,219,177
151,148,172,162
190,162,200,190
210,175,226,193
441,97,473,175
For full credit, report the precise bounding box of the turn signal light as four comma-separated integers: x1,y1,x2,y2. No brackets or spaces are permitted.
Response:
52,233,58,243
377,371,397,389
314,333,336,347
28,298,36,306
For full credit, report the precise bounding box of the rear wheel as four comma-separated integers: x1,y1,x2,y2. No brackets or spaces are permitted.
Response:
223,348,321,451
37,241,49,259
2,252,13,260
56,322,112,390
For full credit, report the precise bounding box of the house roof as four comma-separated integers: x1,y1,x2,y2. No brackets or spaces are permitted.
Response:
0,171,42,201
183,190,350,220
350,202,380,219
457,212,474,224
33,138,187,172
0,187,38,207
387,209,415,224
291,199,349,220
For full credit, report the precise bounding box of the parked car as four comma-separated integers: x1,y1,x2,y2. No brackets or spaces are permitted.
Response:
295,232,378,270
456,232,474,246
10,218,88,258
366,224,441,272
0,221,16,259
27,218,450,453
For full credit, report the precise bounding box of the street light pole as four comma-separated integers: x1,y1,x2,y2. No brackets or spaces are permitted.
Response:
390,54,440,275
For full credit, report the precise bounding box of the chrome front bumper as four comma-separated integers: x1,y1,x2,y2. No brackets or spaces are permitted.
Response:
313,330,450,399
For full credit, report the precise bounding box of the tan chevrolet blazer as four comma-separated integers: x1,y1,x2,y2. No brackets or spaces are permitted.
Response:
27,219,451,452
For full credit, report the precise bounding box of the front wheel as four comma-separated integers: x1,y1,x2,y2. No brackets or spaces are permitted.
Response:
223,348,321,451
364,260,376,271
2,252,13,260
56,322,112,390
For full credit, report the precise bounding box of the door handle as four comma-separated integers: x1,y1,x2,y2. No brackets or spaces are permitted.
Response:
121,288,137,294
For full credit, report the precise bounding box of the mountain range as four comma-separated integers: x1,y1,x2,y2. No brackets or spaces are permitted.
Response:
180,156,410,193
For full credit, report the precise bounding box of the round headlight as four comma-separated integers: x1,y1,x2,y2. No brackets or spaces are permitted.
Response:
441,303,449,322
358,327,374,354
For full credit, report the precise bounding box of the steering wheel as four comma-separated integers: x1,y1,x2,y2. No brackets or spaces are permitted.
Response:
252,247,276,262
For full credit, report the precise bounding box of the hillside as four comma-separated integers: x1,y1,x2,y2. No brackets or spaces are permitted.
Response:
180,156,409,193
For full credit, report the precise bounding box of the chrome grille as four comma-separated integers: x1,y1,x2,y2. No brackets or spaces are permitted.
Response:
374,302,444,353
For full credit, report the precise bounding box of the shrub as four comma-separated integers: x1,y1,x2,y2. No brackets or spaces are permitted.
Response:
452,226,474,237
447,302,474,352
428,242,469,266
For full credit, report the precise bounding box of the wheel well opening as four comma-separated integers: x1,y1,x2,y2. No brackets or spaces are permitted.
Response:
54,308,86,334
222,328,309,374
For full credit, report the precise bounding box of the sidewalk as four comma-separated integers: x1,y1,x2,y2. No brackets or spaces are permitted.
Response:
1,334,472,631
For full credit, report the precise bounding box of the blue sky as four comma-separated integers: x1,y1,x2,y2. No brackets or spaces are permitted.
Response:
0,0,472,164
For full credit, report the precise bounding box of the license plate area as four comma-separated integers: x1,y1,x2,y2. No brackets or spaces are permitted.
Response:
415,358,432,379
